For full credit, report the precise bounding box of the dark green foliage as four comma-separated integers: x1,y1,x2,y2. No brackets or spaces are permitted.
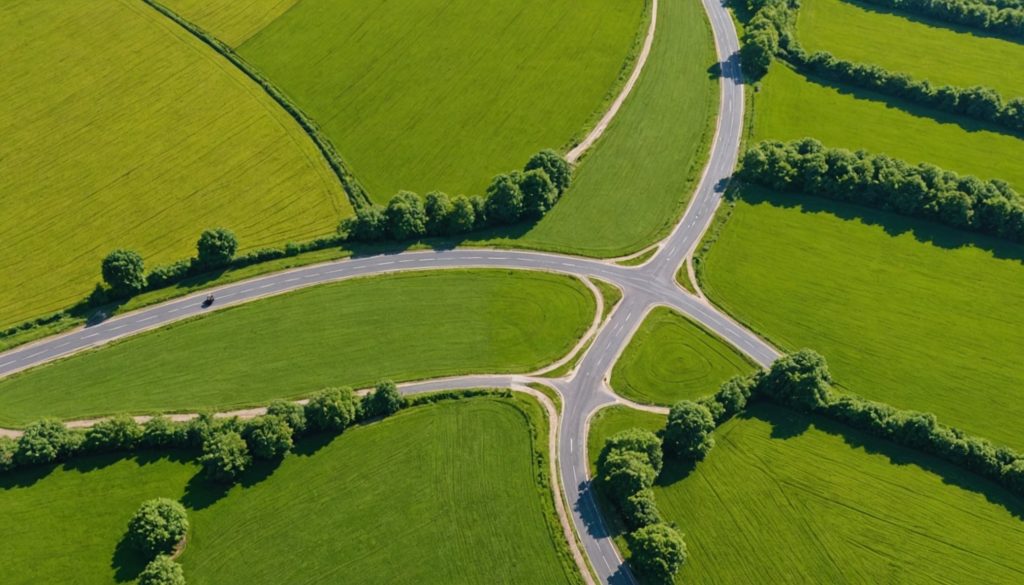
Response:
424,191,454,236
304,387,357,432
623,488,662,530
385,191,428,240
127,498,189,558
142,416,185,448
710,375,757,423
362,380,405,419
740,139,1024,242
196,228,238,269
340,205,388,241
138,555,185,585
469,195,488,228
485,173,525,225
102,249,146,297
0,437,15,472
855,0,1024,40
146,259,193,290
628,523,688,584
266,400,307,435
15,418,77,465
740,0,794,79
83,415,142,453
524,150,573,193
244,416,294,460
600,428,663,475
519,169,558,219
602,450,657,501
199,430,251,483
448,195,477,234
663,401,716,460
757,349,834,411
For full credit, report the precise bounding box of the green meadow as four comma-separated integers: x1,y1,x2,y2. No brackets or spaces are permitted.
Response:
161,0,301,46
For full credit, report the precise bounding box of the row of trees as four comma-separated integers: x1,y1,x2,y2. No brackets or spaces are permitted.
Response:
340,150,573,243
101,228,239,298
857,0,1024,39
740,139,1024,241
595,429,687,584
740,0,796,79
788,48,1024,132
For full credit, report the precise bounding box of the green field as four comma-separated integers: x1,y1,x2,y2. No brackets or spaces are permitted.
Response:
701,190,1024,449
236,0,645,201
0,270,595,425
162,0,300,46
473,0,719,257
799,0,1024,98
588,404,1024,584
610,307,755,405
0,0,351,328
1,398,580,584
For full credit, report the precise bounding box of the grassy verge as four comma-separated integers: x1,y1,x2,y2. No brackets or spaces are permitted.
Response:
592,278,624,321
617,247,659,267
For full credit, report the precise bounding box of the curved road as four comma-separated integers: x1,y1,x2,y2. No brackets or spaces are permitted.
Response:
0,0,757,583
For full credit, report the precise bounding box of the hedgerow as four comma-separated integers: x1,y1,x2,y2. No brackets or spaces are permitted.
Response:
854,0,1024,40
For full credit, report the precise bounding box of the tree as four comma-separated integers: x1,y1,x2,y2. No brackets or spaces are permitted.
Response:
138,555,185,585
623,488,661,529
341,205,387,242
244,416,293,460
83,415,142,452
363,380,405,419
447,196,477,234
525,150,572,193
759,349,834,411
663,401,716,460
602,450,656,500
304,387,357,432
600,428,663,474
127,498,189,557
266,400,307,435
196,228,238,269
142,416,184,448
0,437,16,472
469,195,488,228
519,168,558,219
15,418,77,465
484,173,524,225
386,191,428,240
629,523,687,584
199,431,251,482
102,249,146,297
424,191,454,236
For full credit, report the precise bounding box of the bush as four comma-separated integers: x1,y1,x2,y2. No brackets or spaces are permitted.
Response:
629,523,687,584
83,415,142,453
304,387,357,432
196,228,237,269
102,249,146,297
623,488,662,529
199,431,251,482
424,191,454,236
0,437,16,472
138,555,185,585
386,191,428,240
484,173,524,225
854,0,1024,40
362,380,405,419
340,205,387,242
602,450,657,501
142,416,185,448
664,401,716,460
243,416,294,460
519,168,558,219
447,196,477,234
266,400,307,435
524,150,572,193
146,259,193,290
599,428,663,475
15,419,78,465
127,498,189,557
757,349,833,411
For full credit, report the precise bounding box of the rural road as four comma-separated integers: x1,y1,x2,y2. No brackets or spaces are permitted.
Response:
0,0,759,582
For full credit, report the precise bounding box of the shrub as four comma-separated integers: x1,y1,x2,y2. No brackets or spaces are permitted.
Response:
83,415,142,453
386,191,428,240
142,416,185,448
757,349,833,411
244,416,294,460
0,437,16,472
623,488,662,530
340,205,387,242
600,428,663,475
362,380,405,419
663,401,716,460
146,259,193,290
196,228,238,269
854,0,1024,40
424,191,454,236
102,249,146,297
138,555,185,585
266,400,307,435
447,196,477,234
484,173,524,225
15,419,77,465
127,498,189,557
304,387,357,432
524,149,572,193
602,450,657,501
519,168,558,219
199,431,251,482
629,523,687,584
469,195,488,228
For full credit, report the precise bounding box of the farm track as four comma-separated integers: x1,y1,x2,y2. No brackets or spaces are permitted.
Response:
0,0,755,582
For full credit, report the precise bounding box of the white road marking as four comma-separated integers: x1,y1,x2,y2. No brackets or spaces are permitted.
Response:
284,277,301,283
82,333,99,340
139,316,156,322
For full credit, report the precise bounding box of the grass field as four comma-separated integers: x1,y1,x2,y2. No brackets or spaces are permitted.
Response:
610,307,755,405
701,189,1024,449
799,0,1024,98
0,0,351,329
161,0,300,46
472,0,719,257
237,0,645,201
0,398,580,584
0,270,595,426
588,404,1024,584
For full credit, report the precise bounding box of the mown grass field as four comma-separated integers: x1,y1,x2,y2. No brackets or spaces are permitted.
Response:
701,189,1024,449
0,270,595,426
237,0,645,201
472,0,719,257
588,404,1024,584
1,398,580,585
161,0,300,46
799,0,1024,98
610,307,755,405
0,0,351,328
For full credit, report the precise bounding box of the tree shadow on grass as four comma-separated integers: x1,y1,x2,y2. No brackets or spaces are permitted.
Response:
737,186,1024,264
0,462,56,489
291,431,336,458
181,471,231,511
838,0,1017,43
111,531,148,583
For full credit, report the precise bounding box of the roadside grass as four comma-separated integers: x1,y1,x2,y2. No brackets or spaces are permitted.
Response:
799,0,1024,98
592,279,624,321
610,307,756,406
617,248,659,267
589,404,1024,584
160,0,300,46
0,398,581,585
0,0,351,329
237,0,645,201
0,270,595,426
701,188,1024,449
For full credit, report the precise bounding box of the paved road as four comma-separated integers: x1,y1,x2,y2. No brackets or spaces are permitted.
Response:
0,0,762,582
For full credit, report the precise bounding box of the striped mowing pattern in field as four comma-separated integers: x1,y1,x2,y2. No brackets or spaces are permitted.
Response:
0,0,352,328
159,0,301,46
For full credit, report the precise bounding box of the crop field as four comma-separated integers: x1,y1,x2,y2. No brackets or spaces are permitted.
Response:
236,0,645,201
588,404,1024,584
701,190,1024,449
0,0,352,328
161,0,301,46
0,270,595,426
799,0,1024,97
0,398,580,585
610,307,755,405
